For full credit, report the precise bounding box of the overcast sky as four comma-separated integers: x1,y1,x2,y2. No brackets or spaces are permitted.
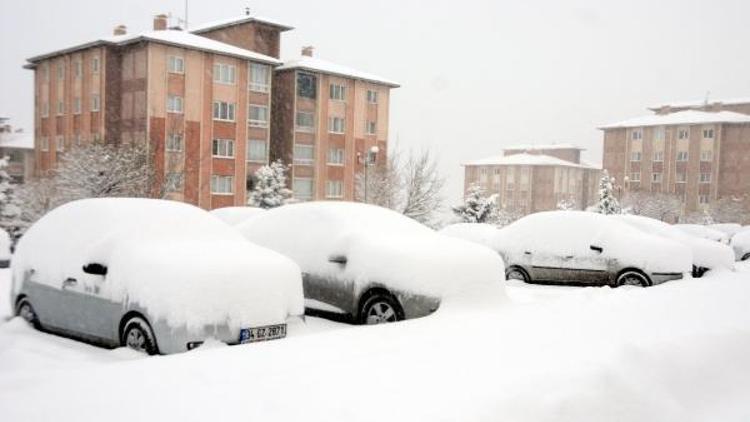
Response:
2,0,749,204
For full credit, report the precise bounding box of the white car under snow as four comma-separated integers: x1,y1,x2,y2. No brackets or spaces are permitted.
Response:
674,224,730,244
210,206,266,226
730,230,750,261
11,198,304,354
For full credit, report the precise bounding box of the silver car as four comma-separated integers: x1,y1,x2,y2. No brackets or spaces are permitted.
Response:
11,198,304,354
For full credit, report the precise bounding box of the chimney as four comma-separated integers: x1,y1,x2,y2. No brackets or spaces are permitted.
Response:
113,24,127,36
301,46,314,57
153,14,168,30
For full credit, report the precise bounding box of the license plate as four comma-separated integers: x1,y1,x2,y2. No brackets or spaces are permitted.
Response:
239,324,287,344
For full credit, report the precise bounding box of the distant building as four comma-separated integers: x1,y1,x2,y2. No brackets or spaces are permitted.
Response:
462,144,600,215
600,97,750,213
0,117,35,183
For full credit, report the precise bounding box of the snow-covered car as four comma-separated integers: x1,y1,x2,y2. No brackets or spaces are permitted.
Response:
613,214,734,277
237,202,505,324
494,211,692,287
0,228,11,268
11,198,304,355
709,223,744,239
210,206,266,226
439,223,500,250
674,224,730,244
730,230,750,261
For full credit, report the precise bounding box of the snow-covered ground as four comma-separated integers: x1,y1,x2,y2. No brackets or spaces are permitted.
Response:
1,264,750,421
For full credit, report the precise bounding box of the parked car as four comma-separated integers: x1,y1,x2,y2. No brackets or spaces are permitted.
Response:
439,223,500,250
674,224,730,244
731,230,750,261
11,198,304,355
613,214,735,277
709,223,744,239
0,228,11,268
492,211,692,287
236,202,505,325
210,206,266,226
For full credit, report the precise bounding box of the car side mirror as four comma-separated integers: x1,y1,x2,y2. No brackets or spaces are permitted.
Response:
590,245,603,254
328,255,348,265
83,263,108,276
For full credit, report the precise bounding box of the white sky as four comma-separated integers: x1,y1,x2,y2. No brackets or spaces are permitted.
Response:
2,0,749,205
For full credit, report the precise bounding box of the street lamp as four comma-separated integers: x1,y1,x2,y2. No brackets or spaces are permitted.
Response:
363,145,379,203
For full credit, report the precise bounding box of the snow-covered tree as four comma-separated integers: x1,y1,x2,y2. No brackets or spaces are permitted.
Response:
556,197,576,211
595,170,621,215
452,183,499,223
355,153,401,209
248,160,292,208
622,191,682,222
0,157,26,240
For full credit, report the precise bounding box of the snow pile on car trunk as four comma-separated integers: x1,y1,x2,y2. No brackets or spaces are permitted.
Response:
209,206,265,226
237,202,506,303
439,223,500,250
12,198,304,331
674,224,729,244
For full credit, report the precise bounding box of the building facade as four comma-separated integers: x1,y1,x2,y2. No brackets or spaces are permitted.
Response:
271,48,398,201
463,144,600,215
0,118,35,183
600,99,750,213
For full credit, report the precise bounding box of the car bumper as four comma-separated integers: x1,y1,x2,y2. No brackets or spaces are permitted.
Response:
650,272,684,285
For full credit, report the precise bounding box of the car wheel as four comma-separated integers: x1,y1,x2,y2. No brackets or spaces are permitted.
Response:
121,317,159,355
616,270,649,287
359,293,404,325
505,266,530,283
742,253,750,261
15,298,40,329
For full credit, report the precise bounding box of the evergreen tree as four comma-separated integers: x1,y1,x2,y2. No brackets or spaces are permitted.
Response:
596,170,621,215
0,157,26,241
452,183,499,223
248,160,293,208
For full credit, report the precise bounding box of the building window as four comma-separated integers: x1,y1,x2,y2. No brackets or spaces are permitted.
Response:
678,127,689,140
166,173,184,192
166,133,183,152
213,63,236,84
55,136,65,152
249,63,270,92
328,147,345,165
41,102,49,117
91,94,100,112
167,95,184,113
293,177,313,200
40,137,49,151
629,172,641,182
74,61,82,79
92,56,100,73
168,56,185,74
57,63,64,80
248,105,269,127
699,173,712,183
676,151,689,162
247,140,267,162
326,180,343,198
297,72,317,99
630,128,642,140
676,172,687,183
652,173,662,183
42,63,50,83
653,126,665,141
212,101,235,121
630,151,641,162
367,90,378,104
212,139,235,158
296,112,315,132
328,117,345,134
653,151,664,162
366,121,377,135
700,150,713,162
57,100,64,115
330,84,346,101
294,144,314,164
211,175,234,194
699,194,710,205
702,127,714,139
73,97,81,114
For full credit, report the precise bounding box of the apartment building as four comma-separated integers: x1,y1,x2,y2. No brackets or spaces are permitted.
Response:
600,98,750,213
0,117,35,183
270,47,399,201
463,144,600,215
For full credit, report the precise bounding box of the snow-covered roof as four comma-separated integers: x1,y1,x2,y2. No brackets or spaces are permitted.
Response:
503,143,585,151
27,29,281,66
599,110,750,130
0,131,34,150
276,56,400,87
462,153,597,169
189,14,294,33
648,97,750,110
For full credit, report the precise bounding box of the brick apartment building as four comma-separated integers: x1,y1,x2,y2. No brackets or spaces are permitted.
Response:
23,12,398,209
600,98,750,213
0,117,34,183
463,144,601,215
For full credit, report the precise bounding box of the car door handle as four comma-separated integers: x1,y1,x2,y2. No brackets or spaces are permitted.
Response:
564,256,574,260
62,278,78,289
524,251,531,255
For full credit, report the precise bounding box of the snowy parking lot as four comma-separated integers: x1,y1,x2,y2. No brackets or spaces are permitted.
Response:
1,264,750,421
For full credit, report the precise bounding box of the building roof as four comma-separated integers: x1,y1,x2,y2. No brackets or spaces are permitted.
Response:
0,131,34,150
648,96,750,110
276,55,400,87
599,110,750,130
26,29,281,66
462,153,598,169
189,14,294,33
503,143,585,151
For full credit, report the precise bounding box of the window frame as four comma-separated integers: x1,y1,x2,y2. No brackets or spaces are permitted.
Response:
167,94,184,114
326,180,344,198
367,90,378,104
212,138,235,158
248,104,269,128
247,140,268,163
210,175,235,195
327,147,345,165
329,84,346,101
168,55,185,74
212,101,236,122
676,151,689,162
213,63,237,85
166,133,184,152
366,121,377,135
249,62,270,93
293,177,314,200
293,144,314,165
91,94,101,112
699,172,712,183
328,117,345,134
295,111,315,132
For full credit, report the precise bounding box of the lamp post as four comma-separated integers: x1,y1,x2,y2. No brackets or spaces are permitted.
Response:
363,145,380,203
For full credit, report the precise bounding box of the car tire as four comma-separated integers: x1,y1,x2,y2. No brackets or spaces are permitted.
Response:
15,298,40,329
359,292,404,325
742,253,750,261
121,316,159,355
616,270,650,287
505,266,530,283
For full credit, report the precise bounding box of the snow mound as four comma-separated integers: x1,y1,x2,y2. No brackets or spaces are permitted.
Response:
439,223,500,249
12,198,304,331
210,206,266,226
730,230,750,261
237,202,506,302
